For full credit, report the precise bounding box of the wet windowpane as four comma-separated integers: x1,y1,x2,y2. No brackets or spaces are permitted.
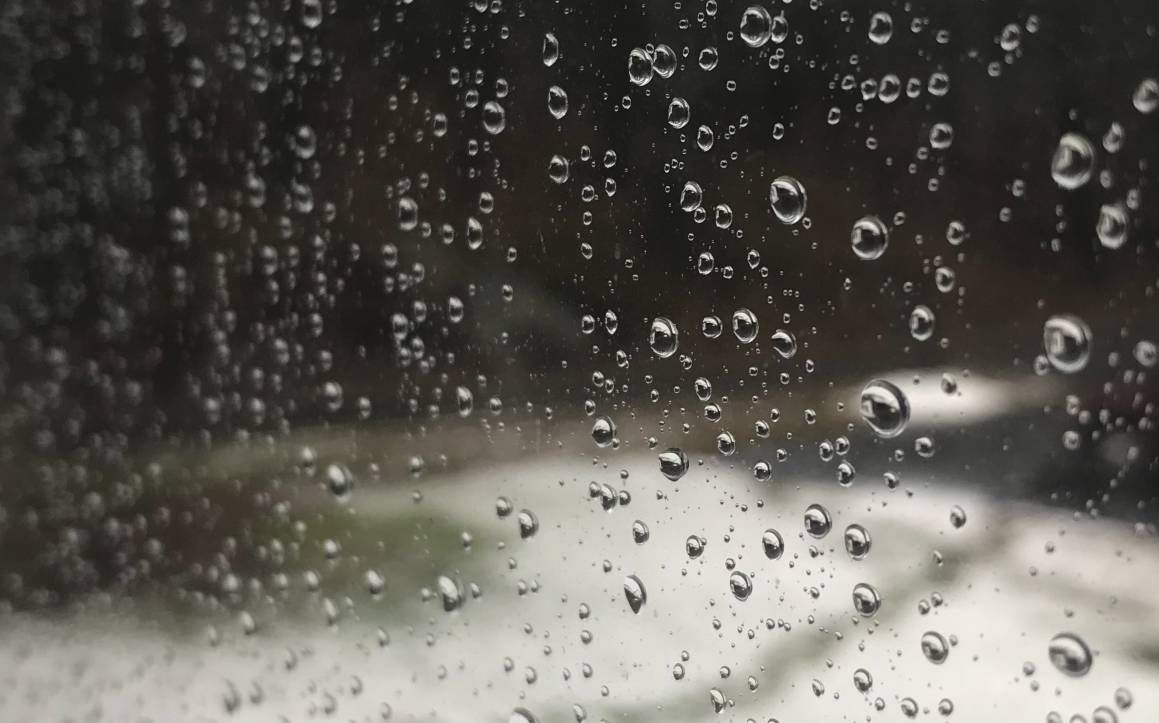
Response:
1,0,1157,721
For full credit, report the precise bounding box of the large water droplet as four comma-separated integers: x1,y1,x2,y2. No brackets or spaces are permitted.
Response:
1051,132,1095,189
804,503,832,538
860,379,911,438
1043,315,1092,373
709,687,726,713
668,97,691,129
909,305,935,341
324,462,354,501
592,415,616,448
482,101,507,135
649,317,679,358
844,524,872,559
761,528,784,559
627,48,654,86
1048,632,1092,676
517,509,539,539
623,574,647,613
1133,78,1159,114
437,575,464,612
739,6,773,47
542,33,559,67
921,631,949,664
868,11,893,44
851,215,889,260
659,448,689,481
852,582,881,616
731,308,759,343
729,571,753,601
1096,201,1129,249
769,176,807,224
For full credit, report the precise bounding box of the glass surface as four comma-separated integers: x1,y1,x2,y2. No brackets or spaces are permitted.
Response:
0,1,1157,721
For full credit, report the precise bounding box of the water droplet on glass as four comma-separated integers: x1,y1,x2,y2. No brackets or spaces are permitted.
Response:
739,5,773,47
623,574,647,613
1048,632,1092,676
1096,201,1129,249
517,509,539,539
649,317,679,358
853,668,873,692
762,528,784,559
1043,315,1092,373
852,582,881,616
732,308,759,343
769,176,807,224
804,503,832,538
1133,77,1159,113
542,33,559,66
868,11,893,45
627,48,654,86
631,520,650,544
729,570,753,601
921,631,950,664
1051,132,1095,190
592,416,616,448
844,524,872,559
668,97,691,128
482,101,507,134
547,85,569,119
769,329,797,358
325,462,354,501
659,448,690,481
860,379,911,438
909,305,936,341
851,215,889,260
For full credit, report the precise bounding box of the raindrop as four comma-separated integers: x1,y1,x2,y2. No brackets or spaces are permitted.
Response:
732,308,759,343
627,48,654,86
769,176,807,224
653,44,677,78
921,631,950,664
542,33,559,66
1043,315,1092,373
949,505,967,528
547,85,569,119
649,317,679,358
909,306,936,341
1133,78,1159,113
631,520,650,544
853,668,873,692
860,379,911,438
659,448,690,481
668,98,691,129
623,575,647,613
804,503,832,538
1096,202,1129,250
852,583,881,616
1048,632,1092,676
851,216,889,260
517,509,539,539
325,462,354,501
739,5,773,47
729,571,753,601
592,416,616,448
844,524,872,559
762,529,784,559
868,11,893,44
1051,132,1095,190
482,101,507,134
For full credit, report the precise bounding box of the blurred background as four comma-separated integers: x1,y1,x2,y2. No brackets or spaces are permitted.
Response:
0,0,1157,721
